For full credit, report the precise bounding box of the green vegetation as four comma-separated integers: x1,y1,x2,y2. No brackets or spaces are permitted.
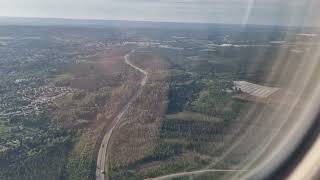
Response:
66,134,97,180
109,43,261,179
0,26,119,180
0,130,73,180
0,24,301,180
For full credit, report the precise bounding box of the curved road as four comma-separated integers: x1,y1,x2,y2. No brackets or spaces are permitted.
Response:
144,169,248,180
96,50,148,180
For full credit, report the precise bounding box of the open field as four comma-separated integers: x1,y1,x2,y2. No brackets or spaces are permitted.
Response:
108,50,169,179
66,48,144,180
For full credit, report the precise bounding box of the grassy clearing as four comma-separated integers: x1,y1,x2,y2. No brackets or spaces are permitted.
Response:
66,131,99,180
166,111,223,123
0,125,10,137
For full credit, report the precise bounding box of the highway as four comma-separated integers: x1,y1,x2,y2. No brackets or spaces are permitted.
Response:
96,50,148,180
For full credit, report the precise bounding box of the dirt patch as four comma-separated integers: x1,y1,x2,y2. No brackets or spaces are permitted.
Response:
94,59,127,76
69,78,99,89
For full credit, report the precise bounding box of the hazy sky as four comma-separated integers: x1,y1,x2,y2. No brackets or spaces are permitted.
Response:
0,0,319,26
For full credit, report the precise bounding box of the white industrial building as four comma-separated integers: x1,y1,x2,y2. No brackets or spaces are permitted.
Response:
233,81,280,98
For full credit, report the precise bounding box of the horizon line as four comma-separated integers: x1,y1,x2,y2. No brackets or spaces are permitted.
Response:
0,15,318,29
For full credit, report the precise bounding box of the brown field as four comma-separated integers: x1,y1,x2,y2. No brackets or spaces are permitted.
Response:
95,47,131,59
50,47,146,179
109,51,169,167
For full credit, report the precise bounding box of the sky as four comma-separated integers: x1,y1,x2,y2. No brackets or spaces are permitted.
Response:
0,0,319,26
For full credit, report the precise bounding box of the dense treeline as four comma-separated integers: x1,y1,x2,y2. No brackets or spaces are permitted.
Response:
0,137,73,180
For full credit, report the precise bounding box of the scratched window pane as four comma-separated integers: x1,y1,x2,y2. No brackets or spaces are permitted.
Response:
0,1,320,180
